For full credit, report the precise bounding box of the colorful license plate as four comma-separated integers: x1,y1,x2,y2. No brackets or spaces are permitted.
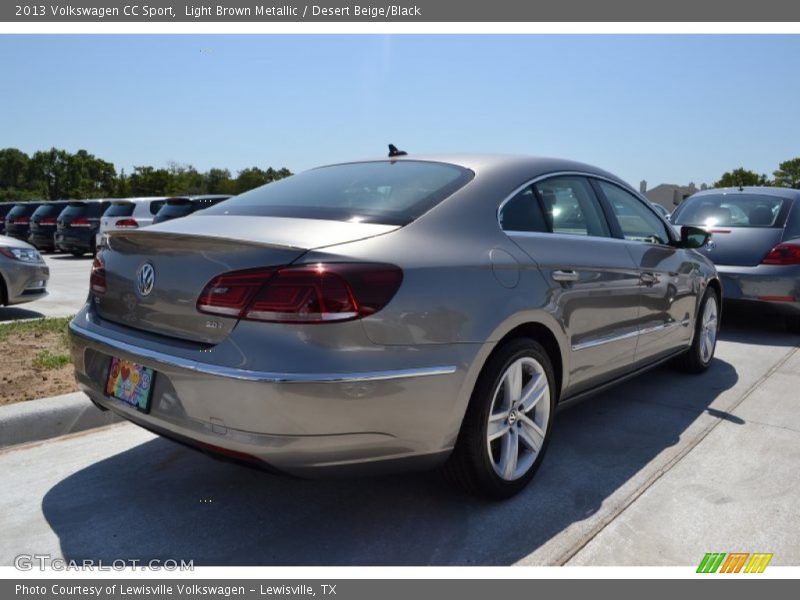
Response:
105,357,155,413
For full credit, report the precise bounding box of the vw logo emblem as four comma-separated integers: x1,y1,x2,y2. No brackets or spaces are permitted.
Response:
705,240,717,251
137,262,155,297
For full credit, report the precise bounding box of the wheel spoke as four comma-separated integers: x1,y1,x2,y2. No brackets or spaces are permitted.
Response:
517,414,545,451
504,360,523,406
500,427,519,479
519,374,547,412
487,419,510,442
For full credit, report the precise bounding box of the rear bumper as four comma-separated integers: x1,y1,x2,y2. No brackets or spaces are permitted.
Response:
717,265,800,316
68,312,478,476
56,230,96,253
29,230,57,250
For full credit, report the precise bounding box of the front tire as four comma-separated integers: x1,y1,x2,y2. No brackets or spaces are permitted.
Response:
674,287,719,373
444,337,556,500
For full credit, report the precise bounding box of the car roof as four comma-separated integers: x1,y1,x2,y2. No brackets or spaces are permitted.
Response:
321,153,634,190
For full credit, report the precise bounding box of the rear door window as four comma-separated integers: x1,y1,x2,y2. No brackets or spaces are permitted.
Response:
533,176,611,237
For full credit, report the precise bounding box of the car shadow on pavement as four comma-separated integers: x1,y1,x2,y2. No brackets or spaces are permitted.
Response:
718,310,799,347
0,306,45,322
41,357,739,566
49,255,92,261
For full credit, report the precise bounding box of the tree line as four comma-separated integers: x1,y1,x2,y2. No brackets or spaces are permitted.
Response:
715,158,800,188
0,147,292,202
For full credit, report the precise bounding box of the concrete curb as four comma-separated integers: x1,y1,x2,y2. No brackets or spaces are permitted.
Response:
0,392,121,449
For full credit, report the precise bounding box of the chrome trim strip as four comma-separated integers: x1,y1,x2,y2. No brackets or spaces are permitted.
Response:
571,320,683,352
571,329,639,352
69,321,457,384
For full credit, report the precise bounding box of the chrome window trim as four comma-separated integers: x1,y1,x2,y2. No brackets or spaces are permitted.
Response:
497,170,676,244
69,321,457,384
497,170,630,233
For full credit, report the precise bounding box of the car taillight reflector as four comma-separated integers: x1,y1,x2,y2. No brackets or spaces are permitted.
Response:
197,263,403,323
762,243,800,265
70,217,93,228
90,254,106,294
115,218,139,228
13,217,30,225
39,217,57,225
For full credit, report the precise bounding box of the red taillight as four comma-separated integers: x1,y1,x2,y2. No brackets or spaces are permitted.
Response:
762,243,800,265
70,217,93,228
115,218,139,228
90,254,106,294
39,217,57,226
13,217,30,225
197,263,403,323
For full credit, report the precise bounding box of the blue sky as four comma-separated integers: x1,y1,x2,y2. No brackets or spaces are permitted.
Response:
1,34,799,188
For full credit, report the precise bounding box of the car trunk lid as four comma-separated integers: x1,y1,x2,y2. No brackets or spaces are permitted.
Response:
95,215,399,343
697,227,786,267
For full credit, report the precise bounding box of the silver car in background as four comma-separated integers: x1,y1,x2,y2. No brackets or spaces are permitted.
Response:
0,234,49,306
69,154,719,499
671,186,800,333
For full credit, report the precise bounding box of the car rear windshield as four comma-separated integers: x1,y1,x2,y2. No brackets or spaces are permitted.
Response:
203,161,474,226
61,202,108,218
672,194,790,228
7,203,40,218
156,199,195,219
32,203,67,218
104,202,135,218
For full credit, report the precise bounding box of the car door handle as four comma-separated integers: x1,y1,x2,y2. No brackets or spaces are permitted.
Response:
640,272,657,285
552,270,579,282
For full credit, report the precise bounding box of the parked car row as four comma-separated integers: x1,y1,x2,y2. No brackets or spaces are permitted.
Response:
0,195,232,257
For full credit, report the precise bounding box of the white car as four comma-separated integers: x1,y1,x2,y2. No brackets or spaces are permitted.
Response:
97,197,167,245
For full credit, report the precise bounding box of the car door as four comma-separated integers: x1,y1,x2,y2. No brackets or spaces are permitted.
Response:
594,179,698,364
499,175,642,395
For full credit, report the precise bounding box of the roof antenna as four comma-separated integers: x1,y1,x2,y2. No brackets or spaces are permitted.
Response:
388,144,407,158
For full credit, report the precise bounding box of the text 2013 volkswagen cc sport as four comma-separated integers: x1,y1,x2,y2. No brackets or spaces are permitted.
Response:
69,154,720,499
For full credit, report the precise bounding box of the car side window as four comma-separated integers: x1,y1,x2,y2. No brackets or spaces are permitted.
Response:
499,186,549,233
597,181,671,245
533,176,611,237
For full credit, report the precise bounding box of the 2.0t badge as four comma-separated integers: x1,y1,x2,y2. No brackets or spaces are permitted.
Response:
136,262,155,297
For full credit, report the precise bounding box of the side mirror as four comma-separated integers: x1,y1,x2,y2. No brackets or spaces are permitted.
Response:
681,226,710,249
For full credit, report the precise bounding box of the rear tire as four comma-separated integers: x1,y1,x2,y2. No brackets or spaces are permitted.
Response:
71,250,84,257
785,315,800,335
444,337,556,500
674,288,719,373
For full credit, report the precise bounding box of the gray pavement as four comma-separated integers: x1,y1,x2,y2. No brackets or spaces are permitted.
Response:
0,253,91,322
0,313,797,566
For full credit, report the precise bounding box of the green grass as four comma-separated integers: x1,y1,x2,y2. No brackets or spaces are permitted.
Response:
0,316,72,343
32,349,71,370
0,317,73,370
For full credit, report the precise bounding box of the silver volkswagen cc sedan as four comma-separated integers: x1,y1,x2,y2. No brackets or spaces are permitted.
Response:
69,154,720,499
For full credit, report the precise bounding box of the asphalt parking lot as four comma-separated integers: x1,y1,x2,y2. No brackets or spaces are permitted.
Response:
0,256,798,566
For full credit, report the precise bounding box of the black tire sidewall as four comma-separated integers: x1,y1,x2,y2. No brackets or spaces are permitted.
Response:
693,288,719,368
467,338,557,498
